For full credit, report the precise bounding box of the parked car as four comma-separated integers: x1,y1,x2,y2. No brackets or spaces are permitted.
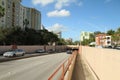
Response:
66,50,73,54
3,49,25,57
35,49,45,53
47,49,55,53
115,46,120,50
0,51,4,56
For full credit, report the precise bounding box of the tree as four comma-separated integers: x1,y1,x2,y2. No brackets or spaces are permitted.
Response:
23,19,29,29
73,41,80,45
115,27,120,45
57,38,66,45
81,39,90,45
0,28,5,45
0,27,60,45
116,27,120,34
89,33,95,42
107,29,115,35
0,5,5,18
94,31,102,35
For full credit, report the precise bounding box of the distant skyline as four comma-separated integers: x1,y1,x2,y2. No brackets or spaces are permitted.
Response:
21,0,120,41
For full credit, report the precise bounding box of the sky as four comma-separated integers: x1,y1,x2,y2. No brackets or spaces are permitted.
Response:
21,0,120,41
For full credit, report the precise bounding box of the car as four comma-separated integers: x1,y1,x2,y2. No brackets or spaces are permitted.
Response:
66,50,73,54
3,49,25,57
35,49,45,53
47,49,55,53
0,51,4,56
115,46,120,50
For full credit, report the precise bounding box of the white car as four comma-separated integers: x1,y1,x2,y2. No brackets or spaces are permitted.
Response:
3,49,25,57
116,46,120,50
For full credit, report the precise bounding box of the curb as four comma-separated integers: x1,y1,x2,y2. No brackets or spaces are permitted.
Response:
82,55,100,80
0,53,58,63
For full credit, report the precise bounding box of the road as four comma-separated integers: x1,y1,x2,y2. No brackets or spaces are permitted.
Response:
0,53,70,80
0,53,49,62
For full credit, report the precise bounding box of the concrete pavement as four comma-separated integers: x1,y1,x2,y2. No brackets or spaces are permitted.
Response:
0,53,70,80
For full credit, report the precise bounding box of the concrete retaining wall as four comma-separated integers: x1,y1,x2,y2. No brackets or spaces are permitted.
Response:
0,45,67,53
81,46,120,80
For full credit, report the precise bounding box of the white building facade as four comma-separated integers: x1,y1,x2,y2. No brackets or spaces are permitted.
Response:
0,0,21,28
80,31,93,41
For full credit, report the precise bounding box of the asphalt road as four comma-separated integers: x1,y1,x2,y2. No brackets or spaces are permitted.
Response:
0,53,70,80
0,53,50,62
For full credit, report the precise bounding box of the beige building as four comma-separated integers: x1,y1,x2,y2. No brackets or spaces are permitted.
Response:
31,8,41,30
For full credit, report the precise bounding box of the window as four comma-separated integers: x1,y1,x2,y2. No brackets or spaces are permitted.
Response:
107,41,111,44
2,20,4,22
2,1,4,6
107,37,110,40
8,4,10,8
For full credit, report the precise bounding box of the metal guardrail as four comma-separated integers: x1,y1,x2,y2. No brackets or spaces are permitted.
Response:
48,51,77,80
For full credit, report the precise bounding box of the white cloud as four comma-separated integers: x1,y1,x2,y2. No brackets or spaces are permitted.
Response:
47,9,70,17
78,1,83,6
48,23,66,32
32,0,83,9
55,0,70,9
55,0,80,9
105,0,112,3
32,0,54,6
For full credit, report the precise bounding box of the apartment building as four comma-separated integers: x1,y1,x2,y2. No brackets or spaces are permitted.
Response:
0,0,41,30
31,8,41,30
95,34,111,47
0,0,21,28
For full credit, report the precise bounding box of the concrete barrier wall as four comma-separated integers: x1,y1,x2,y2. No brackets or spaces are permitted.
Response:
18,46,44,53
81,46,120,80
64,51,77,80
0,45,67,53
0,46,11,53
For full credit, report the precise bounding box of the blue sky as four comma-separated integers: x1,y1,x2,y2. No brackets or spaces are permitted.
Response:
21,0,120,41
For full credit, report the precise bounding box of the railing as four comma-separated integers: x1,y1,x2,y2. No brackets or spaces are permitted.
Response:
48,51,77,80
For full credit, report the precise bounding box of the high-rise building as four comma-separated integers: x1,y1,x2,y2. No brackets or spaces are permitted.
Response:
19,6,32,29
0,0,21,28
31,8,41,30
0,0,41,30
41,24,46,30
55,32,62,38
19,4,24,29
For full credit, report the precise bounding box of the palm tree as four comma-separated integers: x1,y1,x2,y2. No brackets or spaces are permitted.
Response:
0,5,5,18
23,19,29,30
111,27,120,45
116,27,120,45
